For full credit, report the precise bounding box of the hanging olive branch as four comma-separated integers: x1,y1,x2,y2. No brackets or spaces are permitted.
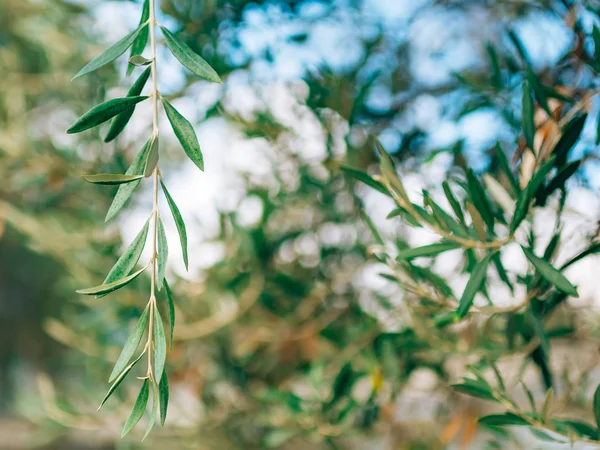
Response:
67,0,220,438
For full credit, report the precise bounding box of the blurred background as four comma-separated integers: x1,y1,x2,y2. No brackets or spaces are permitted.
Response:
3,0,600,448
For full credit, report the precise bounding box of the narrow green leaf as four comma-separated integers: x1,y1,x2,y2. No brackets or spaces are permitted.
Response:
522,80,535,151
456,253,493,318
160,180,188,270
106,138,153,221
164,280,175,348
424,194,468,238
360,210,384,246
142,381,159,440
73,24,145,79
396,242,460,261
157,217,168,289
129,55,152,67
99,351,145,409
127,0,150,76
159,369,169,426
76,265,147,296
466,169,495,232
466,201,487,241
340,165,390,197
521,246,578,297
442,181,465,223
161,99,204,171
560,242,600,271
153,304,167,383
83,174,144,185
105,67,152,142
144,134,159,178
553,114,587,168
510,157,555,233
593,384,600,430
478,413,529,427
67,96,148,134
109,305,150,382
98,219,149,299
537,160,580,205
495,142,519,195
121,380,150,438
451,381,496,402
160,26,221,83
559,420,597,439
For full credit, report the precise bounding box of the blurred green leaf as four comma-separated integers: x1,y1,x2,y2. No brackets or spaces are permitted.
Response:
522,80,535,151
521,246,578,297
396,242,460,261
456,253,492,318
341,165,390,197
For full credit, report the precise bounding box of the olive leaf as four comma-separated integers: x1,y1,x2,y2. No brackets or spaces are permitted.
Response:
144,134,159,178
161,99,204,171
106,137,153,222
159,369,169,426
160,26,221,83
340,165,390,197
99,351,145,409
67,96,149,134
522,80,535,151
109,305,150,382
164,279,175,347
73,24,146,79
142,381,159,440
396,242,461,261
98,219,150,299
76,265,148,296
105,67,152,143
127,0,150,76
153,304,167,383
83,174,144,185
521,246,578,297
160,179,188,270
129,55,152,66
157,217,168,289
456,253,493,318
121,380,150,438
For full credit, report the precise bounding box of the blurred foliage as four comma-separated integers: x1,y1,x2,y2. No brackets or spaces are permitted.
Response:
4,0,600,449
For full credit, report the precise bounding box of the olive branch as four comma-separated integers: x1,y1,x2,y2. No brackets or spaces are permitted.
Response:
67,0,220,438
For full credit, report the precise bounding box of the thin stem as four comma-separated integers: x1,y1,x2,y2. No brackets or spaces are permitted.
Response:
146,0,160,379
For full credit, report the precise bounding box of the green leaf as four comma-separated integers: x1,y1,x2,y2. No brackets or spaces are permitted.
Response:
478,413,529,427
160,180,188,270
160,26,221,83
76,265,147,296
522,80,535,151
537,160,580,205
451,381,496,402
466,169,495,232
144,134,159,178
153,304,167,383
396,242,461,261
73,24,145,79
466,201,487,241
99,351,145,409
83,174,144,185
593,385,600,432
121,379,150,438
541,388,553,423
164,279,175,347
559,420,597,439
553,114,587,168
360,210,384,246
340,165,390,197
157,217,168,289
560,242,600,271
109,304,150,382
442,181,465,223
495,142,519,195
67,96,149,134
98,219,149,299
161,99,204,171
424,194,468,238
456,253,493,318
106,138,153,221
159,369,169,427
521,246,578,297
142,381,159,440
510,157,555,233
129,55,152,67
105,67,152,142
127,0,150,76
